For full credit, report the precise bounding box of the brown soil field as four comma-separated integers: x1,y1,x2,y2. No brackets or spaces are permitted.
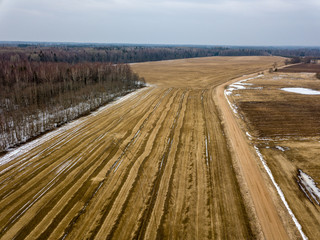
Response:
226,71,320,239
0,56,290,240
279,63,320,73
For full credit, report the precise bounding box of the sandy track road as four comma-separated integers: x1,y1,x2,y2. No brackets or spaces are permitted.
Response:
0,56,288,239
215,79,290,240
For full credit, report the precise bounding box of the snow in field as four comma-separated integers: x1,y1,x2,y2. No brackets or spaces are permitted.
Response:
225,74,263,96
224,91,239,115
298,170,320,206
246,131,253,140
275,146,286,152
254,146,308,240
281,87,320,95
0,118,82,168
0,87,149,167
224,74,264,115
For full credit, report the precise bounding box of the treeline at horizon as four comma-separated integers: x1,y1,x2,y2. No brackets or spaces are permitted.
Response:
1,44,320,64
0,59,145,152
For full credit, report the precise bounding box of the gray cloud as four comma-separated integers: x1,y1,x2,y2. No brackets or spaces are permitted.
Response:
0,0,319,46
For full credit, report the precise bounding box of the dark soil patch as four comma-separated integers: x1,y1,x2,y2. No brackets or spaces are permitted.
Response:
238,100,320,137
279,64,320,73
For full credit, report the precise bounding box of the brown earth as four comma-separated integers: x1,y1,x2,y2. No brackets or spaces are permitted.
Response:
279,63,320,73
0,56,290,240
227,71,320,239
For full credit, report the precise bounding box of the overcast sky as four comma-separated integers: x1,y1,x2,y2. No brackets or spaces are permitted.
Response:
0,0,319,46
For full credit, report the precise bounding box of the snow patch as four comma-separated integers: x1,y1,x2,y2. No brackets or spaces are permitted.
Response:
224,75,264,115
230,84,246,90
224,91,239,115
246,132,253,140
275,146,286,152
205,135,209,166
225,74,263,96
0,87,149,167
298,170,320,205
258,137,274,141
250,87,263,90
281,87,320,95
254,146,308,240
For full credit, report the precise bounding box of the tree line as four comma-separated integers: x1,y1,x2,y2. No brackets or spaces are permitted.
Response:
1,44,320,65
0,59,145,152
0,46,269,64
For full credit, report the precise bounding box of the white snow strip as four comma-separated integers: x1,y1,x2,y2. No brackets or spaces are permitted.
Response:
298,170,320,205
250,87,263,90
55,160,72,174
159,155,165,170
0,122,80,167
235,82,253,86
225,74,263,97
113,159,123,173
246,132,253,140
275,146,286,152
258,137,274,141
134,130,141,139
224,90,238,115
254,146,308,240
281,87,320,95
225,90,232,96
205,136,209,166
0,87,150,167
229,84,246,90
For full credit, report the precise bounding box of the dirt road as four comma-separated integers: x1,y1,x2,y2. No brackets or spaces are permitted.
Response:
225,71,320,239
0,56,288,239
215,77,290,240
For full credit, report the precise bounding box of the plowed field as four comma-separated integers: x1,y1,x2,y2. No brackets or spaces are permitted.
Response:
279,63,320,73
0,56,287,240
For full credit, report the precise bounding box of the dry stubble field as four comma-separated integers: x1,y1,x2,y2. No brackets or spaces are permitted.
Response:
0,56,288,240
226,71,320,239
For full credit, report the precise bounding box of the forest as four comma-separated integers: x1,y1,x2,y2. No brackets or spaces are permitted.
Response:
1,43,320,152
0,58,145,152
1,43,320,64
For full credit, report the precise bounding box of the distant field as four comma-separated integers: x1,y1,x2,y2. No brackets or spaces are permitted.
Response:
227,71,320,239
0,56,289,240
279,63,320,73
